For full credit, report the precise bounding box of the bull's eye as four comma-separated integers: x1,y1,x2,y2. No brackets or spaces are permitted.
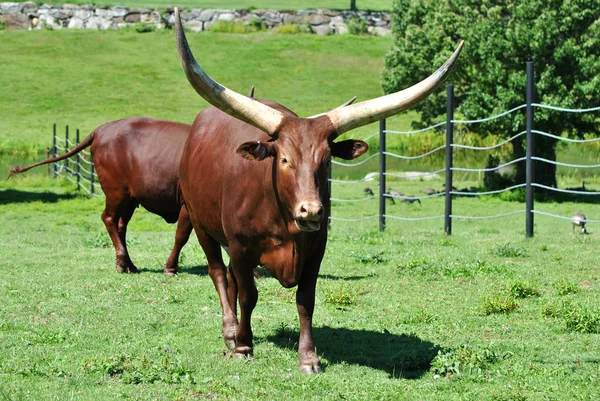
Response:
281,157,288,165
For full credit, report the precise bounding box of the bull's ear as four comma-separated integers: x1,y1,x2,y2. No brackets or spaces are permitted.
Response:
331,140,369,160
236,141,275,161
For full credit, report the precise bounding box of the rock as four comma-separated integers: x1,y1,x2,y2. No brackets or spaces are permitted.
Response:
67,16,83,28
311,24,331,36
183,19,203,32
85,15,111,30
0,13,29,29
0,2,22,15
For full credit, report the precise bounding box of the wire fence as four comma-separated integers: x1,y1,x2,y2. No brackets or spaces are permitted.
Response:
330,62,600,236
51,124,102,196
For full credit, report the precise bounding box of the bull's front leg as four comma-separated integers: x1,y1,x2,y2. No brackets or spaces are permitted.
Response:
229,247,258,359
296,265,322,374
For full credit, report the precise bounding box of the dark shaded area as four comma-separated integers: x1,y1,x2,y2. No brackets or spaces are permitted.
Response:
174,265,209,276
0,189,78,205
318,273,371,281
265,326,440,379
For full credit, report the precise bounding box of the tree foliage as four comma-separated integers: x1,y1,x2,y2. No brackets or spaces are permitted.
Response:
381,0,600,187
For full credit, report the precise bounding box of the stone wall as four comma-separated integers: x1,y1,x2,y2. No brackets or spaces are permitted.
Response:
0,2,391,35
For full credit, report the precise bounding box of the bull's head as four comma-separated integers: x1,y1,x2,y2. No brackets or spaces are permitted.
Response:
174,8,462,233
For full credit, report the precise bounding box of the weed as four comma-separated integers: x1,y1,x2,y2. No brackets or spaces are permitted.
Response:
350,250,386,264
402,308,436,325
0,20,7,31
541,299,566,318
562,304,600,334
323,282,356,306
397,256,434,274
85,232,112,248
480,293,519,315
492,243,527,258
431,344,508,379
438,236,457,247
508,281,540,298
82,347,194,384
554,279,579,296
276,23,302,34
133,23,156,33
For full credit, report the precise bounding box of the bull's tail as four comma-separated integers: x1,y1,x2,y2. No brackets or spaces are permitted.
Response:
7,130,96,179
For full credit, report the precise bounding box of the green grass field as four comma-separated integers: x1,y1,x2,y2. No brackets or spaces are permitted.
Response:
7,1,393,11
0,29,407,154
1,177,599,400
1,26,600,401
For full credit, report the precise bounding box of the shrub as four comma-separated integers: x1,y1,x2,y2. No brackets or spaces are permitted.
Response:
0,20,8,31
209,20,263,33
133,23,156,33
276,23,301,34
347,16,368,35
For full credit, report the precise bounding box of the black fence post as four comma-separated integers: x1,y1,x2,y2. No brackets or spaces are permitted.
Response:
445,84,454,235
525,62,535,238
76,128,81,191
64,125,69,173
379,118,386,232
52,123,57,177
327,162,332,231
90,158,95,195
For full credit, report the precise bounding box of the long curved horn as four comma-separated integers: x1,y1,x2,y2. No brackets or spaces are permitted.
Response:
324,41,464,138
308,96,357,118
174,8,284,136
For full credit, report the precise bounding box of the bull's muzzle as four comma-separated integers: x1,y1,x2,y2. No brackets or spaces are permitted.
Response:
294,202,323,232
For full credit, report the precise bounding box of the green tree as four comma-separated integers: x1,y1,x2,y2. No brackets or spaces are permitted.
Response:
381,0,600,189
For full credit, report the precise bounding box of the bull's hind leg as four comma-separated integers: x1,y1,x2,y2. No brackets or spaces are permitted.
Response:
101,196,137,273
117,200,139,272
164,205,193,276
195,230,238,350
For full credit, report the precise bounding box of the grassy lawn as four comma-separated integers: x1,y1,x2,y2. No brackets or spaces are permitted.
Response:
1,176,599,400
6,1,394,11
0,29,403,154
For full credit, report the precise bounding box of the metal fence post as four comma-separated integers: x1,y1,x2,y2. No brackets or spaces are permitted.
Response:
327,162,332,231
90,158,95,195
52,123,57,177
76,128,81,191
379,118,386,232
64,125,69,173
445,84,454,235
526,62,535,238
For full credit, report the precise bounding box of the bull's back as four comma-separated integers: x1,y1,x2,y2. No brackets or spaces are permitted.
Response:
92,117,190,222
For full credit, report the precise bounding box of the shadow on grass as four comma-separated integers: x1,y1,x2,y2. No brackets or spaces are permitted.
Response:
177,265,209,276
266,326,440,379
0,189,77,205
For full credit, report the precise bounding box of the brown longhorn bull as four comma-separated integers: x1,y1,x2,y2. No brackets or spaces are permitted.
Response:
173,7,462,373
9,117,193,275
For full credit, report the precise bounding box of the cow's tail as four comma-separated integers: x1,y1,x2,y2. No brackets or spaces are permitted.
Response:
7,130,96,179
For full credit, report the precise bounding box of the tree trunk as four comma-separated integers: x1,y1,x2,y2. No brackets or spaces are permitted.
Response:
350,0,357,11
513,127,557,193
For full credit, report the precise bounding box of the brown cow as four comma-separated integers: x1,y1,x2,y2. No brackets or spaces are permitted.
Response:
9,117,193,275
173,8,462,373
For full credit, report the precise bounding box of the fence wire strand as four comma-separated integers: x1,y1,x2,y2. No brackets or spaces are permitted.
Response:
533,103,600,113
533,129,600,143
450,210,525,220
452,157,527,173
384,121,446,135
450,183,527,196
384,145,445,160
531,156,600,169
451,104,527,124
452,131,526,151
532,183,600,195
532,210,600,223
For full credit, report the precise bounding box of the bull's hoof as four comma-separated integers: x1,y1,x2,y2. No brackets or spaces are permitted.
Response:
163,268,178,276
225,339,236,351
233,346,253,359
116,264,139,274
300,362,323,374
